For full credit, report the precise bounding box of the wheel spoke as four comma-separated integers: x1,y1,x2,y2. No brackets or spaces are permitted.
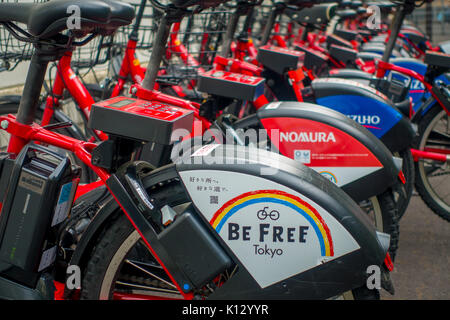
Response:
115,280,179,294
124,259,177,289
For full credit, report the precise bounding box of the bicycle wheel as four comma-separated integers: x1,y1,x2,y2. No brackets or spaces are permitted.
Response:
359,190,399,261
414,105,450,222
80,176,388,300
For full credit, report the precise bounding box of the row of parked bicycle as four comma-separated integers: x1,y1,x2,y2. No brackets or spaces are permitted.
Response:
0,0,448,300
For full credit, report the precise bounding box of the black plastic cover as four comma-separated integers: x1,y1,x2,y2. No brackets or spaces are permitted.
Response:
296,46,329,73
424,51,450,69
285,3,337,25
89,96,194,145
329,44,358,65
326,34,353,49
257,45,303,74
334,29,359,41
284,0,317,8
197,69,265,101
158,211,232,289
401,30,427,45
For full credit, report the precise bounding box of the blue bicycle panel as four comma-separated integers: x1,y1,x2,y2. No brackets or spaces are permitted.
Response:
316,95,403,139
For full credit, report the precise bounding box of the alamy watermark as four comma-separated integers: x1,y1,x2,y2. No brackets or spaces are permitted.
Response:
366,265,381,290
66,264,81,290
366,5,381,30
66,5,81,30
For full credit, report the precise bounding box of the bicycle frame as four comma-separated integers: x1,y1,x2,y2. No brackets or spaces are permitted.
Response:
43,51,109,141
375,60,449,116
110,37,147,97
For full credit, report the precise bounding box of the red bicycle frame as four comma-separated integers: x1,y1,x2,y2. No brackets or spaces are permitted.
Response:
43,51,109,141
110,38,147,97
375,59,450,116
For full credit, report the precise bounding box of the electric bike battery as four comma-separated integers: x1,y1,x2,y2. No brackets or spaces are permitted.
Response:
0,144,79,286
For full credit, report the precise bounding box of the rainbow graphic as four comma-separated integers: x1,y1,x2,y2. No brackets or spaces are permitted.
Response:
319,171,338,184
210,190,334,257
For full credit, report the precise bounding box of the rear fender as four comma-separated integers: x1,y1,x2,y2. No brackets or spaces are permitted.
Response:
175,144,388,299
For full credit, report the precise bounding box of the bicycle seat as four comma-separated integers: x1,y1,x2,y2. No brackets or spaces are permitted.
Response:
349,0,362,9
286,3,337,25
424,51,450,70
338,0,352,8
102,0,136,28
366,1,396,11
0,0,134,39
357,7,366,15
284,0,318,9
337,9,357,20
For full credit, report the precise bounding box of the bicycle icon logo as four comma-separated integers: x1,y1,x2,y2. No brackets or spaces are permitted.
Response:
257,207,280,221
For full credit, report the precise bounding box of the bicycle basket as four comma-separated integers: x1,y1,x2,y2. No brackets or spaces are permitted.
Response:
0,0,47,72
164,5,233,80
70,34,116,69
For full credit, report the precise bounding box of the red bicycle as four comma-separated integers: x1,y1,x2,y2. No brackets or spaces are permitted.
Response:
0,0,393,301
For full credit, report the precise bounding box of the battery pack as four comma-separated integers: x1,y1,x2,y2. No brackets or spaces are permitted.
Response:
329,44,358,65
89,96,194,145
0,144,79,279
334,29,359,41
257,45,304,75
197,69,265,101
296,46,329,73
326,34,353,49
